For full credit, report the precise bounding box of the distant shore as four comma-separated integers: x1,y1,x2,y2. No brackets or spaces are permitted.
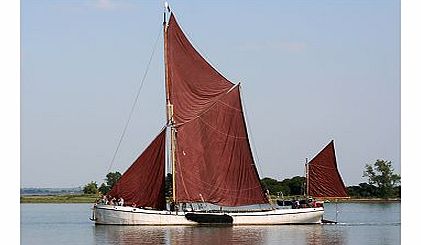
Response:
20,194,400,204
20,194,99,203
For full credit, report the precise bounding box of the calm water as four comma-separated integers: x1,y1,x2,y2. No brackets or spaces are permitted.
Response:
21,202,400,244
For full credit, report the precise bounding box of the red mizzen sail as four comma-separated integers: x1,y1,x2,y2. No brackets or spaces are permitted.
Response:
308,140,348,198
108,130,166,210
167,15,268,206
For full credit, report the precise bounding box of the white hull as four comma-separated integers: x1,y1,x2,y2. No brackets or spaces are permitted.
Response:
92,204,323,225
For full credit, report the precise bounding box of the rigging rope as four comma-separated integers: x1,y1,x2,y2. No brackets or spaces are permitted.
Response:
106,28,162,174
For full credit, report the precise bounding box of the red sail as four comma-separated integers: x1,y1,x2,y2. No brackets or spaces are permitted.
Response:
167,15,268,206
108,130,166,210
308,140,348,198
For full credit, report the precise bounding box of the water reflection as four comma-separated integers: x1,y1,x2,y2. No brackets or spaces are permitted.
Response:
248,225,347,245
168,226,236,245
94,225,167,245
94,225,272,244
93,224,348,245
21,203,400,245
305,225,346,245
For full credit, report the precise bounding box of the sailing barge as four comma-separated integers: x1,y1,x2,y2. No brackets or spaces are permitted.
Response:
92,6,326,225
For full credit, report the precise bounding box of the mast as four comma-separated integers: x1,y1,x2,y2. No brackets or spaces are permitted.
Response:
305,158,309,197
163,2,176,204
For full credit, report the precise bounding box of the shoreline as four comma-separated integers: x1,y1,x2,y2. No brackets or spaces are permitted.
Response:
20,194,99,203
20,194,400,204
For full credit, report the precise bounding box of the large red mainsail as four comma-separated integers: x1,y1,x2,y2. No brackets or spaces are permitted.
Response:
167,15,268,206
108,130,166,210
307,140,348,198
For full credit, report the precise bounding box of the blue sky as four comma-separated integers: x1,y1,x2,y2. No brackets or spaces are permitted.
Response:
21,0,400,188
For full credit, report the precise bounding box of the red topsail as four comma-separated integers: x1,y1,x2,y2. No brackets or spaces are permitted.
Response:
167,15,268,206
307,140,348,198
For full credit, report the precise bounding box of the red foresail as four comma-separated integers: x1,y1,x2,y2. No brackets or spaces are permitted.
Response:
167,15,268,206
108,130,166,210
308,140,348,198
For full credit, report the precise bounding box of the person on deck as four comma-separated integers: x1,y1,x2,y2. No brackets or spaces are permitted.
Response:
111,197,116,206
293,200,300,209
101,195,107,205
310,199,316,208
118,198,124,206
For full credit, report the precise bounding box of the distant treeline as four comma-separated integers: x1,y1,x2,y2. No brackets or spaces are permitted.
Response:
260,176,401,199
346,183,400,198
260,176,305,197
21,187,82,196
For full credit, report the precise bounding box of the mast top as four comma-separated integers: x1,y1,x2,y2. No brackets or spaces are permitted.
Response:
163,1,171,26
164,1,171,14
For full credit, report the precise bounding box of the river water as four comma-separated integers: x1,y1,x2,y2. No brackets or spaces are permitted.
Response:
21,202,400,244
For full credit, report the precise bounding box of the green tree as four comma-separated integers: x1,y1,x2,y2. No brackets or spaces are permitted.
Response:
261,177,283,195
347,183,379,198
286,176,305,196
98,183,110,195
97,171,122,194
83,181,99,194
260,176,305,197
105,171,122,188
363,159,400,198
